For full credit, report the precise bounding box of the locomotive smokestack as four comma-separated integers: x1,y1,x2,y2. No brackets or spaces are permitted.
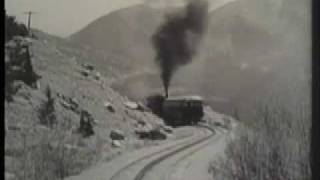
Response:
152,0,208,97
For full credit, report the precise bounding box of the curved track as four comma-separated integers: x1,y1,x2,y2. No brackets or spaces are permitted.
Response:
66,125,217,180
110,132,204,180
133,125,215,180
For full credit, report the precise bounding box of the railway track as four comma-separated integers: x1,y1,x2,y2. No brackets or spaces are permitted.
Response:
109,125,213,180
133,124,215,180
110,134,202,180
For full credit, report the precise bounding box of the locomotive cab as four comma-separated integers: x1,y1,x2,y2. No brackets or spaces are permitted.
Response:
162,96,204,126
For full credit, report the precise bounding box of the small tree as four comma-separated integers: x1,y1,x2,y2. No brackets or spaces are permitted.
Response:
5,39,41,102
22,46,41,87
5,14,28,42
78,110,94,138
38,86,56,127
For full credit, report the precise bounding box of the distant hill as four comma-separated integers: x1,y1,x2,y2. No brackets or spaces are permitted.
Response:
69,4,165,72
69,0,309,116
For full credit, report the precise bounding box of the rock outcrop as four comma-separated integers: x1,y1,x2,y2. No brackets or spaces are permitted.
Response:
110,129,125,140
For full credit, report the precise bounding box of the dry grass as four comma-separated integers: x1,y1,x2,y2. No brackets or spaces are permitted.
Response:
210,99,311,180
8,117,99,180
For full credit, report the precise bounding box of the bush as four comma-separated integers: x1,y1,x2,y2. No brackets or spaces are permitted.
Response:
78,110,95,138
38,86,57,127
5,15,28,42
16,121,95,180
210,100,311,180
5,38,41,102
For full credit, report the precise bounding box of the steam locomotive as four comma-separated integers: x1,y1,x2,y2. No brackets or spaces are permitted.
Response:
147,95,204,126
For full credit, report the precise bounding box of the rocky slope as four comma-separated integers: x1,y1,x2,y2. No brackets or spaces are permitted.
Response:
4,31,179,180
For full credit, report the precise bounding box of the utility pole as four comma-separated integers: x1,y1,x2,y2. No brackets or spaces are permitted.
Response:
23,11,36,36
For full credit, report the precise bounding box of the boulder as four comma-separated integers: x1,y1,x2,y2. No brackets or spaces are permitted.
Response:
144,123,153,131
214,121,223,127
124,101,138,110
24,37,33,44
149,128,167,140
135,126,167,140
64,144,80,153
134,125,152,135
137,119,146,126
110,129,125,140
161,125,173,134
59,96,80,114
61,100,71,109
70,97,78,106
94,72,101,80
82,63,95,71
136,102,147,111
80,69,90,77
111,140,122,148
104,101,115,112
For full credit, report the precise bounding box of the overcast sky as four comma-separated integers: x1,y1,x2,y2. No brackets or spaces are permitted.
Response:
5,0,143,37
5,0,240,37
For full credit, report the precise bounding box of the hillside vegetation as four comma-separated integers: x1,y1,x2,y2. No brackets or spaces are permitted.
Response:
4,28,176,180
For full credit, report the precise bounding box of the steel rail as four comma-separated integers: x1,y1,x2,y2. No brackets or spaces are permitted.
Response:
134,125,215,180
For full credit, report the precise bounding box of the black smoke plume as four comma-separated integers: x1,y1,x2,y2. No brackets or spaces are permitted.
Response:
152,0,209,98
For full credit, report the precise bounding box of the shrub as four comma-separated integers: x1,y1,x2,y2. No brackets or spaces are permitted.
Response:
5,15,28,42
17,121,95,180
5,38,41,102
38,86,57,127
210,100,311,180
78,110,95,138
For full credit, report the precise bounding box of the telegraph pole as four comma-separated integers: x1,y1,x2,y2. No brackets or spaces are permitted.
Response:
23,11,36,36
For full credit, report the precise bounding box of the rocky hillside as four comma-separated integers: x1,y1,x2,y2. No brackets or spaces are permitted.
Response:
4,30,180,180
